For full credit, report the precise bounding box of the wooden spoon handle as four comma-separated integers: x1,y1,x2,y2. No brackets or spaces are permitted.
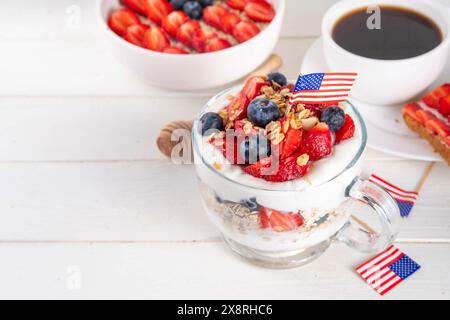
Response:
157,54,283,158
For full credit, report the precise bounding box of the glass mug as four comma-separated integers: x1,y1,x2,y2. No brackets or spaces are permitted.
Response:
192,85,400,269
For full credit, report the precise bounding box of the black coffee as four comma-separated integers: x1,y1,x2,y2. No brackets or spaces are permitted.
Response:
332,6,442,60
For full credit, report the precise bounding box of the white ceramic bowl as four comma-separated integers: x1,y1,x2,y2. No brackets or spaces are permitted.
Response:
321,0,450,105
97,0,285,90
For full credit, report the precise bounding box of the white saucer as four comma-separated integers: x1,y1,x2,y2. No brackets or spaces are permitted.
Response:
301,37,449,162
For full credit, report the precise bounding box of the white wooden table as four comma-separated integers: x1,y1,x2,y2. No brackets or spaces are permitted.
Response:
0,0,449,300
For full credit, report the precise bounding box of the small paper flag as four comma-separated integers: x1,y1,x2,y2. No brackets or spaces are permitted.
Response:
369,174,419,217
290,72,357,105
356,245,421,296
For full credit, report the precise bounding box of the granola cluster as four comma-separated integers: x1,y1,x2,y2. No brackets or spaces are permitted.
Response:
219,80,320,149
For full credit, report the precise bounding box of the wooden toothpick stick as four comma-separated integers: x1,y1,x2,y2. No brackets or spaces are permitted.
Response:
415,162,435,193
351,215,377,234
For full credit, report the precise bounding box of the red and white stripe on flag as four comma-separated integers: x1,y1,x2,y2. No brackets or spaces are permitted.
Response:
368,174,419,204
355,245,421,296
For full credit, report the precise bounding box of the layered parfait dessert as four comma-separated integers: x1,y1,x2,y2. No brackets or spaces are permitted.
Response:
193,73,366,257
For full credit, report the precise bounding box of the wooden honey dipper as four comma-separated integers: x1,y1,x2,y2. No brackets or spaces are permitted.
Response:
156,54,283,158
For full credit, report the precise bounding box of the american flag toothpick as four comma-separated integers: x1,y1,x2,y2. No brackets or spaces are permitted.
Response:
356,245,421,296
369,174,419,218
290,72,358,105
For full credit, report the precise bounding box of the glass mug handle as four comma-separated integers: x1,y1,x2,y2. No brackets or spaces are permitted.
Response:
336,178,401,253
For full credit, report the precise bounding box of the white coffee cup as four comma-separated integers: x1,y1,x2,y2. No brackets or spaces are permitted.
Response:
322,0,450,105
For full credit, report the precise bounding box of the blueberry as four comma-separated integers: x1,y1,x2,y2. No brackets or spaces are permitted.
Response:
247,98,281,128
198,0,214,7
199,112,224,136
171,0,188,10
183,1,203,20
239,134,271,164
268,72,287,86
320,106,346,132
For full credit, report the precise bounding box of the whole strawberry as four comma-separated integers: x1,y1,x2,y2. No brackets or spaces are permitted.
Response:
299,123,332,161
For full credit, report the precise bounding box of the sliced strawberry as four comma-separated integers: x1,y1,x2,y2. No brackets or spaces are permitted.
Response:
402,102,422,123
244,0,275,23
205,37,232,52
233,20,260,43
227,93,250,122
176,20,201,48
219,132,244,164
244,153,310,182
426,119,450,138
438,95,450,116
163,46,189,54
280,126,303,159
299,123,332,160
145,0,173,25
143,27,170,52
124,23,149,47
108,8,141,36
161,11,189,38
242,156,271,177
227,76,268,120
225,0,246,11
243,75,268,100
192,28,217,52
422,84,450,109
260,208,304,232
122,0,148,16
265,154,311,182
334,115,355,144
203,5,228,29
416,109,437,124
220,12,242,34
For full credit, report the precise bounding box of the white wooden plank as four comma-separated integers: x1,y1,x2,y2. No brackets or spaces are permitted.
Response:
0,161,215,242
0,160,447,242
0,242,447,299
418,162,450,208
364,149,407,161
0,96,208,161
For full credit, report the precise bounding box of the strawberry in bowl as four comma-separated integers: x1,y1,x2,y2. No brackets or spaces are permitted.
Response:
107,0,276,54
98,0,284,89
